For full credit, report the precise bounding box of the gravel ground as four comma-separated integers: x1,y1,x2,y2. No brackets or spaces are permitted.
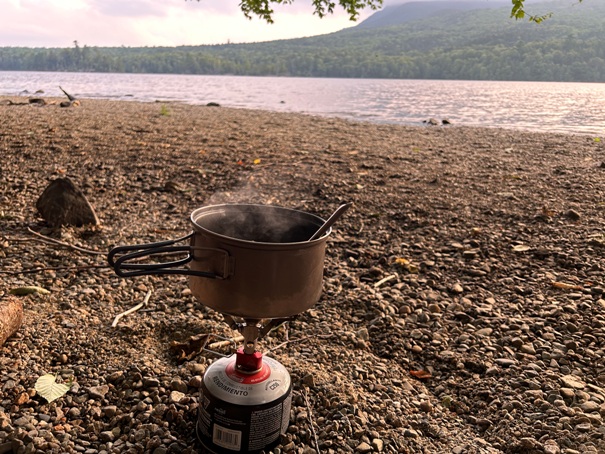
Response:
2,97,605,454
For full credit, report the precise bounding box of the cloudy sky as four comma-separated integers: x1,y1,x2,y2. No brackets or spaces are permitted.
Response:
2,0,401,48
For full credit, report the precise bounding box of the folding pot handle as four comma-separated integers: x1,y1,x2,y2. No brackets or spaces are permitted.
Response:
107,233,230,279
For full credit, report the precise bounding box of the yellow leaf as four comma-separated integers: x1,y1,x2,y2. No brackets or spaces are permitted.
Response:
35,374,72,403
394,257,418,274
253,158,261,165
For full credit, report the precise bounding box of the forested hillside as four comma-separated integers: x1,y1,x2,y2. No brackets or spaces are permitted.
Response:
0,0,603,82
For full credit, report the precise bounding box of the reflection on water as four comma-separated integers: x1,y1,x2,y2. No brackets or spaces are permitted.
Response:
1,71,604,135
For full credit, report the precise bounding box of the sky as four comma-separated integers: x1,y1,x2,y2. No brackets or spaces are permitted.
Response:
1,0,405,48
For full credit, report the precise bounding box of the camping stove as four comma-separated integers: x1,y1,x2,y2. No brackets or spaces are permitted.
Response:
107,204,350,453
197,317,293,454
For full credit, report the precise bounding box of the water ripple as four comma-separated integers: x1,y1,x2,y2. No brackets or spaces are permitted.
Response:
1,71,604,136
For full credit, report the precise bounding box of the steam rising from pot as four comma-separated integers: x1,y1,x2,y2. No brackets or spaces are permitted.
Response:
192,204,323,244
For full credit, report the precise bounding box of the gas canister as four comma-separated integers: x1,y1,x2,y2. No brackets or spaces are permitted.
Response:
197,354,292,453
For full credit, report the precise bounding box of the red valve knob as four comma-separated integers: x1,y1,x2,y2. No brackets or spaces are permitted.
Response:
235,348,263,372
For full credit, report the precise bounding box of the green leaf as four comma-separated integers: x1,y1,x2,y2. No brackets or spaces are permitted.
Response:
9,286,50,296
35,374,72,403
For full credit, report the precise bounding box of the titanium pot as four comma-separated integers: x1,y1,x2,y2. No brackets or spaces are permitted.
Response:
107,204,330,319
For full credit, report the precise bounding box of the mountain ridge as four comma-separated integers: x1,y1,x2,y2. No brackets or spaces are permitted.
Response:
356,0,511,29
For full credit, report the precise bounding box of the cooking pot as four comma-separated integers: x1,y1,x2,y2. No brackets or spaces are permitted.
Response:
107,204,331,319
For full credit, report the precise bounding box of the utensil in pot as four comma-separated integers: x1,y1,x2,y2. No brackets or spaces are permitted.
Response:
308,202,352,241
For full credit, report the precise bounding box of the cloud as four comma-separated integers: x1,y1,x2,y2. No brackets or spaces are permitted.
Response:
186,0,244,15
0,0,379,48
87,0,172,17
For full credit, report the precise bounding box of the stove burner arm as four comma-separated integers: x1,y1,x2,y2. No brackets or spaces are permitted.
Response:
222,315,297,349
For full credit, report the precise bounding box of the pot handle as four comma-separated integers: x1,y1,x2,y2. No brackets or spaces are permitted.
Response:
107,233,230,279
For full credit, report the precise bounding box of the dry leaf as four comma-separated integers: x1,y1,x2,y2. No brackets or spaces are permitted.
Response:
394,257,419,274
410,370,432,380
512,244,531,252
541,206,556,217
170,334,211,363
394,257,410,266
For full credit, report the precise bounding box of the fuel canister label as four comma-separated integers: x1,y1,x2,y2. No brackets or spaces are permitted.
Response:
212,375,250,397
213,424,242,450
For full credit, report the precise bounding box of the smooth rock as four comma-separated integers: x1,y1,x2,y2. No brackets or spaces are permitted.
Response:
88,385,109,400
36,177,99,227
355,442,372,453
561,375,586,389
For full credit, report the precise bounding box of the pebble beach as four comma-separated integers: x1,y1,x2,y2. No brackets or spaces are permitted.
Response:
2,97,605,453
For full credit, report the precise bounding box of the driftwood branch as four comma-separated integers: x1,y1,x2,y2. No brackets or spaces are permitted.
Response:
0,296,24,347
112,289,152,327
374,273,397,288
208,335,244,350
26,227,105,256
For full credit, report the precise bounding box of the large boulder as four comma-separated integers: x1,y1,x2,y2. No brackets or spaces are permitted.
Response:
36,177,99,227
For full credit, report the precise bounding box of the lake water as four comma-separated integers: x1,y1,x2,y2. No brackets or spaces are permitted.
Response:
1,71,604,136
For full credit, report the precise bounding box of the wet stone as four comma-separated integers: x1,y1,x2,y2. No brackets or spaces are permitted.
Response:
371,438,384,452
581,401,600,413
143,377,160,388
88,385,109,400
495,358,517,368
99,431,115,443
355,442,372,453
103,406,118,418
561,375,586,389
169,391,186,404
171,379,188,393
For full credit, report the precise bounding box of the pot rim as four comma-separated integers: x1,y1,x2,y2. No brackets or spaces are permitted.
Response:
189,203,330,247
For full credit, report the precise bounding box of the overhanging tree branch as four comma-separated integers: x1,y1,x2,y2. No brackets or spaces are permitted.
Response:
192,0,583,23
511,0,583,23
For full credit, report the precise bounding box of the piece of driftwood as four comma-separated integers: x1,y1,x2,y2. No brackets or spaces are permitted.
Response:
26,227,104,255
59,86,81,107
112,289,152,327
0,296,23,347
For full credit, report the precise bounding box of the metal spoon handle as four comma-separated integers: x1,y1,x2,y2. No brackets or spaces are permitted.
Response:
309,202,352,241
